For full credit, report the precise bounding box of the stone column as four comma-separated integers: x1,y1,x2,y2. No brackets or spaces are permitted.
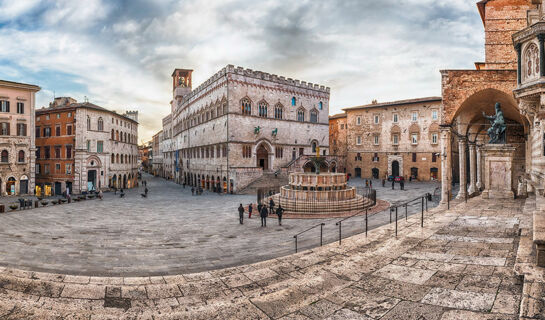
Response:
457,138,468,199
476,146,482,190
468,142,477,195
440,126,452,204
516,43,522,85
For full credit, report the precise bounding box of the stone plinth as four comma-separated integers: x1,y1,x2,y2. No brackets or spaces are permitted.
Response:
481,144,516,199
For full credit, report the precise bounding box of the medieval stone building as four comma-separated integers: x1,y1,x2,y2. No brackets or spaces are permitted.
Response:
328,113,347,173
332,97,442,181
160,66,331,192
0,80,40,196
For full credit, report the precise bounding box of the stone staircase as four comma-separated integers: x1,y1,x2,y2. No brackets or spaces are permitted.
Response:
237,172,289,195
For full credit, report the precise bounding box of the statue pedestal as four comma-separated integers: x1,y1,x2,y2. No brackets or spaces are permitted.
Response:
481,144,516,199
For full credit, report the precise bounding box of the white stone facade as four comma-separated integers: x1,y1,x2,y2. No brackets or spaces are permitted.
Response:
163,65,330,192
73,105,138,193
0,80,40,196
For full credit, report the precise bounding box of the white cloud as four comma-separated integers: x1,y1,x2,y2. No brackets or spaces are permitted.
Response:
0,0,41,21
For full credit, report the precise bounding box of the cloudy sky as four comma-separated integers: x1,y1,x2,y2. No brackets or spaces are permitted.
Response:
0,0,484,142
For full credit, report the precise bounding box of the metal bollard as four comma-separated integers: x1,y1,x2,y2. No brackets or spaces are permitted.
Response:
337,221,342,245
320,223,324,246
395,206,398,237
389,207,392,223
294,235,298,253
405,203,408,221
365,207,368,236
421,197,424,227
447,190,450,210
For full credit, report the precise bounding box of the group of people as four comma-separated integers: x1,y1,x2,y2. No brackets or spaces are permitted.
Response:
191,187,203,196
238,198,284,227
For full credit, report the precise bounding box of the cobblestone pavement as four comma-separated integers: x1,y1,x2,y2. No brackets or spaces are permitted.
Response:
0,174,439,276
0,196,539,319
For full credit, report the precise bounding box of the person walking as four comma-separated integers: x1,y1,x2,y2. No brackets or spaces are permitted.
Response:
191,187,195,196
98,190,103,200
276,204,284,226
369,180,372,188
248,203,253,218
269,198,275,216
382,179,385,188
257,203,263,216
391,180,395,190
260,204,268,227
400,180,405,190
238,204,244,224
145,187,149,196
114,186,117,195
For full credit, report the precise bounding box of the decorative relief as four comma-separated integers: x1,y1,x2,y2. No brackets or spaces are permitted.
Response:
524,43,540,82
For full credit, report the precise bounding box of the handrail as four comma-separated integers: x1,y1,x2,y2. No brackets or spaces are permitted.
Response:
293,222,325,253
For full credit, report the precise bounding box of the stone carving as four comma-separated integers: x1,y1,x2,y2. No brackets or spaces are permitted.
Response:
517,176,528,198
254,126,261,134
482,102,506,144
271,128,277,137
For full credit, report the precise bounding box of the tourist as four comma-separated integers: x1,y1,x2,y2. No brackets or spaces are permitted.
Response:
183,182,186,189
145,187,148,196
276,205,284,226
120,189,125,198
257,203,263,216
191,187,195,196
248,203,253,218
392,180,395,190
382,179,385,187
400,180,405,190
260,204,268,227
238,204,244,224
269,198,275,215
369,180,373,189
98,190,103,200
114,186,117,195
365,179,368,187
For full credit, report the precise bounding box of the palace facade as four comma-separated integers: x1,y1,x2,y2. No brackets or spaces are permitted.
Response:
0,80,40,196
158,65,331,192
36,97,139,194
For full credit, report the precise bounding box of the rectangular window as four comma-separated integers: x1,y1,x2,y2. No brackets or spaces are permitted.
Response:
275,147,283,158
432,133,438,144
55,163,61,172
432,153,437,162
373,152,379,162
97,141,103,153
340,124,344,129
54,146,61,159
35,164,40,174
66,145,72,159
356,116,361,125
432,110,438,120
0,122,9,135
393,134,399,145
356,136,362,145
374,135,379,145
16,102,24,114
68,112,72,118
66,164,72,174
35,126,40,137
374,115,379,124
355,152,362,161
412,111,418,121
44,164,50,174
46,114,50,120
0,100,9,112
55,125,60,136
412,133,418,144
393,113,398,123
242,145,252,158
17,123,27,136
44,146,50,159
56,113,60,119
412,152,417,162
44,127,51,137
67,125,72,135
36,147,41,159
87,140,90,152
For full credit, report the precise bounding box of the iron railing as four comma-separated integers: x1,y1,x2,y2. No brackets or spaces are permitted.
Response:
293,222,325,253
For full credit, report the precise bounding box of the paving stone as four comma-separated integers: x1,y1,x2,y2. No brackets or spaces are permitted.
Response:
327,287,400,319
299,299,342,319
425,271,464,289
440,309,515,320
456,275,502,294
324,308,372,320
121,285,147,300
380,300,445,320
145,284,182,299
60,283,105,299
63,275,90,284
421,287,495,311
373,264,436,285
491,293,519,315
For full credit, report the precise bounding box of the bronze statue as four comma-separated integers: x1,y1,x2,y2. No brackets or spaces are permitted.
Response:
482,102,506,144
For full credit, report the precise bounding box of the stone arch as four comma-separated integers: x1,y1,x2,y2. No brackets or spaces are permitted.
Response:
241,96,252,115
257,99,269,118
255,139,274,171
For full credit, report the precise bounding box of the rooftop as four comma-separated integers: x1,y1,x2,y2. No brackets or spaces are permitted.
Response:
342,96,442,111
37,99,138,123
328,113,347,119
0,79,41,91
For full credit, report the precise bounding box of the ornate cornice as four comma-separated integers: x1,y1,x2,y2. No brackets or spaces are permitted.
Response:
513,22,545,45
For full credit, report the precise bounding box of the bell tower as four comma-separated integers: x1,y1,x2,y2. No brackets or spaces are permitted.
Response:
172,68,193,102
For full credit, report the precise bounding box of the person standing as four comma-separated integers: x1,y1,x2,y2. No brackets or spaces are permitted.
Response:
257,203,263,216
248,203,253,218
260,204,268,227
276,204,284,226
191,187,195,196
98,190,103,200
369,180,372,189
269,198,275,216
400,180,405,190
392,180,395,190
238,204,244,224
382,179,385,188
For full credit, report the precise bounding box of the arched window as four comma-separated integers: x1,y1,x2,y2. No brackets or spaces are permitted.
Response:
125,154,128,163
297,108,305,122
18,150,24,162
241,98,251,115
111,129,114,140
125,132,127,142
111,154,115,163
274,104,283,119
291,97,296,106
87,116,91,130
116,154,119,163
311,141,317,153
116,130,119,141
310,109,318,123
258,101,268,117
1,150,8,162
319,101,323,110
98,117,104,131
120,154,124,164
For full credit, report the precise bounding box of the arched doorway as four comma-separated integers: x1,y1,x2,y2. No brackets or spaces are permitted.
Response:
256,144,269,170
123,174,127,189
19,175,28,194
6,177,16,195
372,168,379,179
391,161,400,177
206,175,210,190
304,161,316,173
355,167,361,178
